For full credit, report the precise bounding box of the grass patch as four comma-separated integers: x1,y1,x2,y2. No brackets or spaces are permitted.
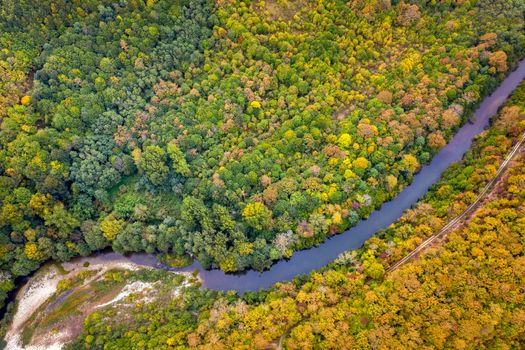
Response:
21,320,36,346
107,174,139,198
47,262,69,275
40,289,91,328
109,174,182,220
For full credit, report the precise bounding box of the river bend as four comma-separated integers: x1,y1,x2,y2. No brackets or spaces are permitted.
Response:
66,59,525,293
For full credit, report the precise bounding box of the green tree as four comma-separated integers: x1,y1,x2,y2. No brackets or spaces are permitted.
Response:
242,202,272,231
167,141,191,176
138,145,169,186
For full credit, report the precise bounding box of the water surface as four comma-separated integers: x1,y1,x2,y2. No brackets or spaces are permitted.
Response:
55,59,525,293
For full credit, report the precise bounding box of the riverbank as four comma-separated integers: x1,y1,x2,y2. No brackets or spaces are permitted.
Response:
133,58,525,292
3,256,196,349
2,63,524,342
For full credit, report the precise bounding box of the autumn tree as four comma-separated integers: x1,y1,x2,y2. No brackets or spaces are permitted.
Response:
243,202,273,231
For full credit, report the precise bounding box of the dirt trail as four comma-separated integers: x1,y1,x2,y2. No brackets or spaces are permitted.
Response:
275,134,525,349
386,131,525,272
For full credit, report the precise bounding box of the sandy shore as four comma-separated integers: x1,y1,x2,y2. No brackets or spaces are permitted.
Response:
4,253,193,350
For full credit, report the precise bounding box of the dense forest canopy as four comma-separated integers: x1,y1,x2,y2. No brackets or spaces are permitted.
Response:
0,0,524,313
69,80,525,349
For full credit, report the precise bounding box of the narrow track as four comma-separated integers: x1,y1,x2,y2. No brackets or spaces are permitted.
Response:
276,132,525,349
386,131,525,273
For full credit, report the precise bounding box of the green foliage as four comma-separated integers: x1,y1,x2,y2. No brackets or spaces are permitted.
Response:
166,141,191,177
138,145,169,186
77,75,525,349
0,0,215,309
0,0,524,319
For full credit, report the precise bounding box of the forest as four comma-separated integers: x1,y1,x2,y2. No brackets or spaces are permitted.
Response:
0,0,525,340
68,79,525,349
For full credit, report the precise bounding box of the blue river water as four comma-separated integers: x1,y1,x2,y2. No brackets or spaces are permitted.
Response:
101,59,525,293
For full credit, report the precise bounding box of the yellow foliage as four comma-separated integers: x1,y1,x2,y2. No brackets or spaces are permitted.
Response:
30,155,47,172
29,193,53,215
386,175,398,191
344,169,356,180
400,52,420,74
100,214,125,241
332,212,342,225
242,202,272,230
238,242,254,256
337,133,352,148
471,247,484,258
326,134,337,143
219,255,237,272
352,157,369,170
250,100,262,109
21,124,33,133
131,148,142,166
21,95,31,106
284,129,295,140
0,245,8,258
50,160,65,174
24,242,41,260
66,241,76,250
328,157,339,166
24,228,37,242
327,183,338,197
400,154,420,173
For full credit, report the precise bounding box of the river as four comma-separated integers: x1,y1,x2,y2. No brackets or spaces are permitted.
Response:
18,59,525,295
